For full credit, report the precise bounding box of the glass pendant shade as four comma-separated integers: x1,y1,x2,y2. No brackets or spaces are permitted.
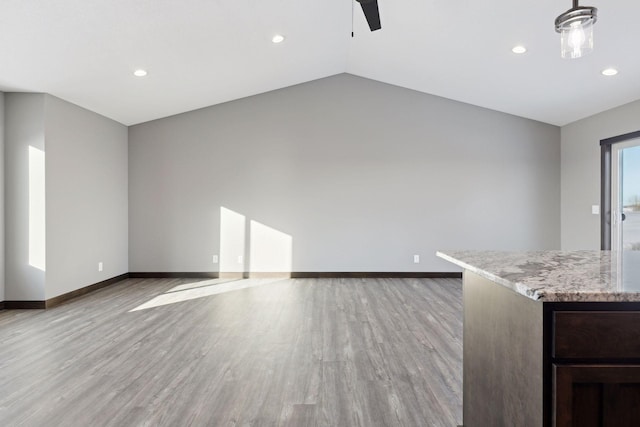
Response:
560,20,594,59
555,3,597,59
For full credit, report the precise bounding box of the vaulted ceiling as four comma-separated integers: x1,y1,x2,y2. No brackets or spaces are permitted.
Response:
1,0,638,126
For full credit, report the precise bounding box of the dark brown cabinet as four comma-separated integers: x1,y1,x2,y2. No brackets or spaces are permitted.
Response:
551,311,640,427
461,271,640,427
553,365,640,427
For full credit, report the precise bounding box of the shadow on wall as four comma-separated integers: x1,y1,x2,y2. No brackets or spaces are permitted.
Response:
219,206,293,278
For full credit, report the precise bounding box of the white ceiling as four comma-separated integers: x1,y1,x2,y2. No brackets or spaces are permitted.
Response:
1,0,639,126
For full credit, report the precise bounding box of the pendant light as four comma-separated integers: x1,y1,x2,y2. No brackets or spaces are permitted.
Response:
555,0,597,59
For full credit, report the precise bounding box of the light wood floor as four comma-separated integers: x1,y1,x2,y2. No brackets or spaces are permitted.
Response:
0,277,462,426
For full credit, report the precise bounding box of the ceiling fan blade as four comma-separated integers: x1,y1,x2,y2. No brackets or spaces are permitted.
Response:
357,0,381,31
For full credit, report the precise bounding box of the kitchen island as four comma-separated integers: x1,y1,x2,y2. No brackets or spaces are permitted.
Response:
437,250,640,427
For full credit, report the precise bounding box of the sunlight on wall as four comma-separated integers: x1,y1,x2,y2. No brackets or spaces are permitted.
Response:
130,207,295,311
220,207,246,274
28,146,46,271
250,220,292,276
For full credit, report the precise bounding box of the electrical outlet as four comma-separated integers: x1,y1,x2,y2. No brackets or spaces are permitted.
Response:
413,254,420,264
237,255,243,264
212,255,219,264
98,262,103,272
592,205,600,215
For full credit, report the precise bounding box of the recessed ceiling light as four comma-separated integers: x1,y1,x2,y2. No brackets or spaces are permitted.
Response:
601,68,618,76
272,34,285,44
133,69,148,77
512,45,527,54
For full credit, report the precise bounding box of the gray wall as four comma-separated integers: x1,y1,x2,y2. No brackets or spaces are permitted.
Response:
44,95,128,299
129,74,561,273
5,93,46,300
0,92,4,302
4,93,128,300
561,99,640,250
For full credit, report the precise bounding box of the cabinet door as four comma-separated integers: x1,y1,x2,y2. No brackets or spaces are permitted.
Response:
554,365,640,427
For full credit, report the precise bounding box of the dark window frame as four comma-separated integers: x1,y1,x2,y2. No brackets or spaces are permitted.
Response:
600,130,640,249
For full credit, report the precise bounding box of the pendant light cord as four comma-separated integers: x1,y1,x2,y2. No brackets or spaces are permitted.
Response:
351,0,354,37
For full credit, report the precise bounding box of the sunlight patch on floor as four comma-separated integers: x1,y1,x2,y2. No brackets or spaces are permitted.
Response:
129,278,287,312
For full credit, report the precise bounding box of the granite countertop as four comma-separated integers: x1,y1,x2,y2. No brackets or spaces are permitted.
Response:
436,250,640,302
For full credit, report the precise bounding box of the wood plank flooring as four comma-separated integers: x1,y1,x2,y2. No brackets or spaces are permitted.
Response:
0,277,462,426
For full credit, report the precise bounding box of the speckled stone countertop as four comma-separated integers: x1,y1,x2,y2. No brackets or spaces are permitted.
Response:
436,250,640,302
